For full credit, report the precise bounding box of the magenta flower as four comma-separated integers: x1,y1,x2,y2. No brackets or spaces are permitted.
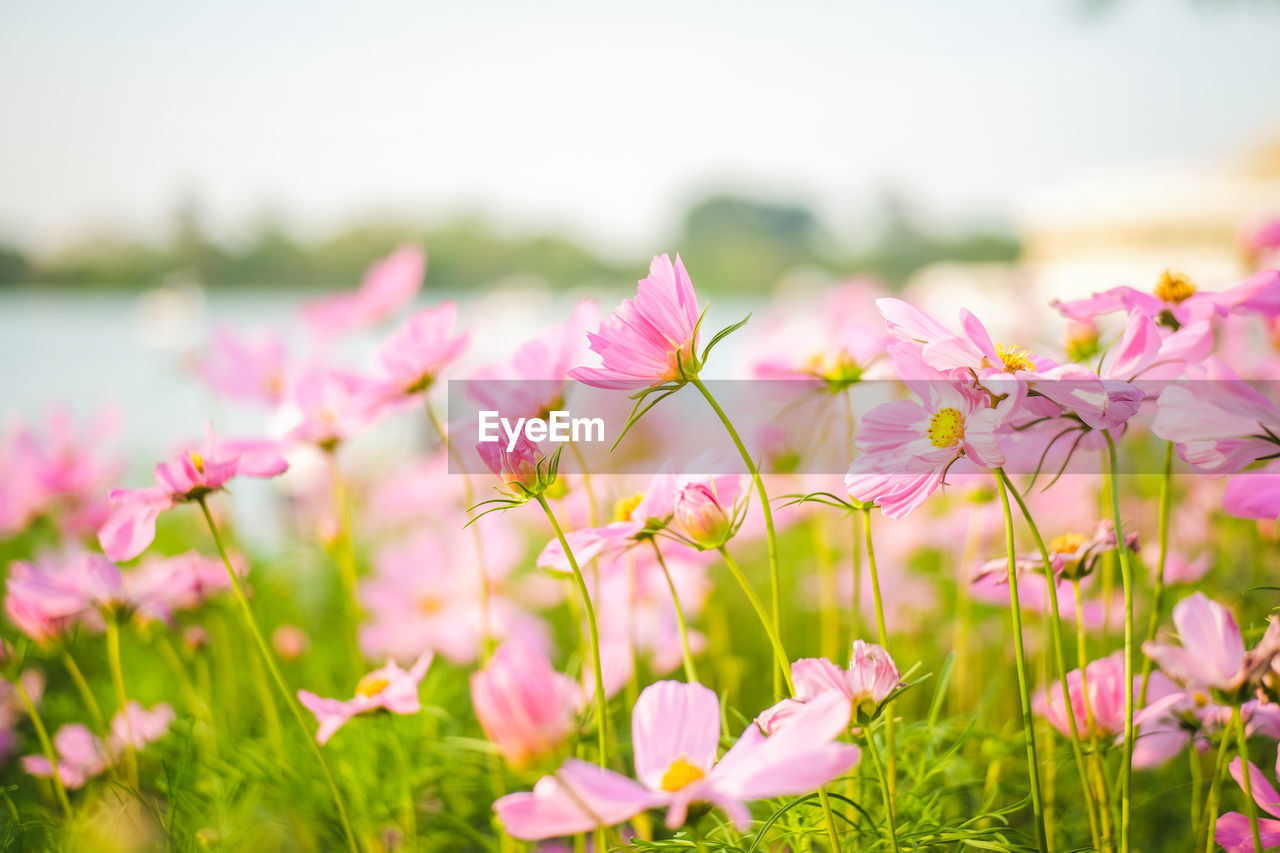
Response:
1034,651,1130,739
284,364,391,450
570,254,703,390
297,651,433,745
494,681,859,839
98,429,287,561
22,701,172,789
758,641,902,733
1143,592,1280,698
1216,754,1280,853
374,302,469,397
198,327,289,405
1152,361,1280,473
303,243,426,336
471,641,579,768
845,349,1005,518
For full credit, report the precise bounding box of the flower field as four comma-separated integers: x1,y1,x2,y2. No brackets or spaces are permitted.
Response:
5,233,1280,853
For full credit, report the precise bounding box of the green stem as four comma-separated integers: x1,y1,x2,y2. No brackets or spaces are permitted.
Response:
1202,726,1235,853
1235,706,1264,853
535,493,609,767
818,788,845,853
1102,432,1134,853
865,729,902,853
14,674,71,817
717,546,793,694
105,616,138,788
61,649,105,733
999,468,1100,849
994,472,1049,853
327,454,365,673
1139,442,1174,706
650,540,698,683
197,498,361,853
862,507,897,816
691,375,784,700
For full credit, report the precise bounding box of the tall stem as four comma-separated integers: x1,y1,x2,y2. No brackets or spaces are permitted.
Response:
862,507,897,815
1235,706,1264,853
61,649,105,733
717,546,793,694
1102,432,1134,853
999,468,1100,848
535,493,608,767
994,472,1049,853
1202,727,1235,853
14,674,71,817
1139,442,1174,705
865,728,902,853
105,616,137,788
691,375,784,700
650,540,698,682
327,454,364,673
197,498,361,853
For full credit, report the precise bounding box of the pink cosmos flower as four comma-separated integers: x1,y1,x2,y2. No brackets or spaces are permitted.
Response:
98,429,287,561
303,244,426,336
297,651,433,745
283,364,391,450
570,254,703,390
125,551,246,617
471,300,599,418
198,327,289,405
758,641,902,733
672,479,742,550
1224,462,1280,521
535,473,686,571
471,641,579,768
1142,592,1280,697
972,521,1138,583
1034,651,1130,739
1152,361,1280,473
22,701,172,789
373,302,469,398
1216,753,1280,853
845,349,1005,518
493,681,859,839
1052,268,1280,328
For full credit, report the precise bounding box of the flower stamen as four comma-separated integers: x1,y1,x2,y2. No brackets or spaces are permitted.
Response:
927,407,966,449
660,757,706,792
1153,269,1197,304
355,675,390,698
996,343,1035,373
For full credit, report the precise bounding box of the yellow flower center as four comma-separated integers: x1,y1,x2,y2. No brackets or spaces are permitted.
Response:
355,675,390,698
1048,532,1087,555
189,451,205,474
926,407,965,449
1153,269,1197,304
417,595,445,615
660,757,706,792
996,343,1034,373
613,493,645,523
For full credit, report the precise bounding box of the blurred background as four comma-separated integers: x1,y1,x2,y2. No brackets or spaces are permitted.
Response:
2,0,1279,451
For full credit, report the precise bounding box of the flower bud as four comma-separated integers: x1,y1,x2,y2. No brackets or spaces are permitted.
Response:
673,483,732,549
470,641,578,768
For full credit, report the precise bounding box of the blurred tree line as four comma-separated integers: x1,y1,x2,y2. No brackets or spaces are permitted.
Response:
0,192,1018,293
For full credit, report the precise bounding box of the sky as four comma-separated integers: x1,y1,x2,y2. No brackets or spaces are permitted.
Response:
2,0,1279,255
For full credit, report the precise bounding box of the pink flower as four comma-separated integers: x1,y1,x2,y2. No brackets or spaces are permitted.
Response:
479,433,551,498
125,551,245,616
1216,753,1280,853
758,641,902,733
471,300,598,418
1224,461,1280,522
198,327,289,405
471,641,579,768
493,681,859,839
1034,651,1129,739
297,651,433,745
303,244,426,336
22,702,172,789
672,481,740,549
570,254,703,390
374,302,469,397
845,349,1005,518
1052,268,1277,328
284,365,391,450
98,429,287,561
1143,592,1280,698
1152,361,1280,473
5,551,169,640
